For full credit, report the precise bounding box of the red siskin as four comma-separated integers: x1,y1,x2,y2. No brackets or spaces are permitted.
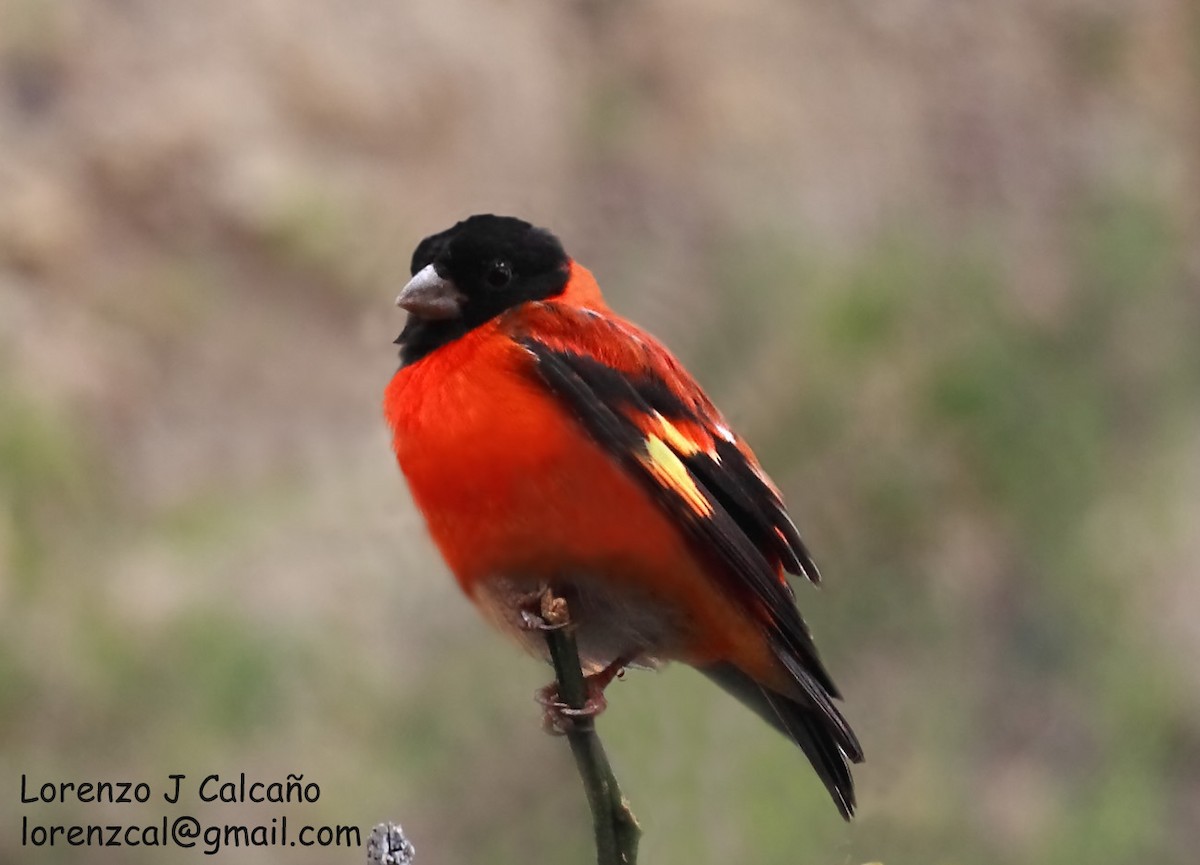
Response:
384,215,862,818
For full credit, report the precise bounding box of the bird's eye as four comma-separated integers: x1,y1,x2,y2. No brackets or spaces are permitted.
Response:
485,260,512,289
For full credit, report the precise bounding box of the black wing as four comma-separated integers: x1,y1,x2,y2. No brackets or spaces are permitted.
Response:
519,328,863,814
521,318,858,666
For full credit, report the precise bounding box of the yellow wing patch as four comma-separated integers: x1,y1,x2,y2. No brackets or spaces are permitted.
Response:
638,434,713,518
651,412,703,457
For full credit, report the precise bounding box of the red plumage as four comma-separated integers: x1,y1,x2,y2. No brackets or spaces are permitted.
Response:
385,216,862,817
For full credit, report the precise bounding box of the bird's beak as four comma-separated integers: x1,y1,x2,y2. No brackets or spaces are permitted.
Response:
396,264,465,320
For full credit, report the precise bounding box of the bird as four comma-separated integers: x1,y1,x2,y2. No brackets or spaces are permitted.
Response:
383,214,863,818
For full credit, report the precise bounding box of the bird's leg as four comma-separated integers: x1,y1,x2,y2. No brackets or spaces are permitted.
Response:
515,585,631,733
536,654,632,735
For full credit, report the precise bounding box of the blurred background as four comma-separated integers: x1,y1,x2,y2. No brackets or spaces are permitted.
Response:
2,1,1198,863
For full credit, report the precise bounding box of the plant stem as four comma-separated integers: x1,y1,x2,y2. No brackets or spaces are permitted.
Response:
539,591,641,865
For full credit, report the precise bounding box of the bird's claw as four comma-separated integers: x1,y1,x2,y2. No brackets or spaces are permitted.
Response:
517,587,569,631
536,681,609,735
535,653,632,734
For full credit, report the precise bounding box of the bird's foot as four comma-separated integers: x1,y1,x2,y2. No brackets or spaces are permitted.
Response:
536,655,630,735
536,678,608,735
516,586,569,632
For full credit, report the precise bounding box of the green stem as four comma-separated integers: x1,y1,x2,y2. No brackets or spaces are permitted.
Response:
541,596,641,865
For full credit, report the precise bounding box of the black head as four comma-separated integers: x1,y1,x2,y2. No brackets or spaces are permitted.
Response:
395,215,570,365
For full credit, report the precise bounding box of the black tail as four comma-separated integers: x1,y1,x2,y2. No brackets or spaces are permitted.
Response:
701,659,863,820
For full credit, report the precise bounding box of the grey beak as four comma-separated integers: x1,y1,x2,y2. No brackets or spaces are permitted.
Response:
396,264,466,320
